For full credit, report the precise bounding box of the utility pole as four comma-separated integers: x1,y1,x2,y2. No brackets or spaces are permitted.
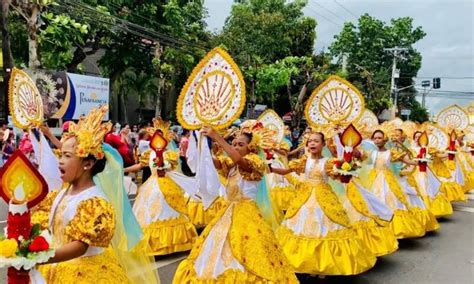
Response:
341,53,348,73
384,47,408,115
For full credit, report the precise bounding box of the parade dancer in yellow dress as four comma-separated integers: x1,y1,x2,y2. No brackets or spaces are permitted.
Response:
362,130,425,239
389,129,439,232
434,105,469,201
410,131,453,217
173,124,298,283
426,128,466,202
271,131,377,275
184,129,228,228
330,125,399,257
131,119,198,256
258,109,297,212
457,131,474,192
32,106,159,283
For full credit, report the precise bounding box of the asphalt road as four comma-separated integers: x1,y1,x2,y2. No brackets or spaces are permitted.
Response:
1,193,473,284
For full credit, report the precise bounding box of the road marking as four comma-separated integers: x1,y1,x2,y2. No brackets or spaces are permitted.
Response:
465,193,474,201
453,205,474,213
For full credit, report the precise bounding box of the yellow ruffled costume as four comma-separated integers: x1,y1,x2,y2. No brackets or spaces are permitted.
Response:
133,150,197,256
269,170,298,212
458,150,474,193
276,156,377,275
364,150,426,239
186,174,228,227
268,142,298,211
186,197,227,228
343,181,399,257
431,158,466,202
174,154,298,283
32,189,129,283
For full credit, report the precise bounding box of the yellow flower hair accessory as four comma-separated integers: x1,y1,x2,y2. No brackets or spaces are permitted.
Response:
62,105,111,159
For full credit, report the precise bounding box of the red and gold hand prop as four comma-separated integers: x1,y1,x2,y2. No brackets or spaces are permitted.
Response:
149,131,168,168
337,124,362,183
340,124,362,163
447,130,457,161
0,150,48,284
417,131,429,172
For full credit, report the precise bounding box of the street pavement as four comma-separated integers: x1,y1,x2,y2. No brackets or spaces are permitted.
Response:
1,192,473,284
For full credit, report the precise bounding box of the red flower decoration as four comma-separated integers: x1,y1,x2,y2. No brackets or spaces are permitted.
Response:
29,236,49,252
334,160,342,168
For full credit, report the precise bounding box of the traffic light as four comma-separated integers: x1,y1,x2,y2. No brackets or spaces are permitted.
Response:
433,77,441,89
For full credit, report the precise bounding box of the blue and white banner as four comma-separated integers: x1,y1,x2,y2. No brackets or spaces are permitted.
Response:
63,73,109,120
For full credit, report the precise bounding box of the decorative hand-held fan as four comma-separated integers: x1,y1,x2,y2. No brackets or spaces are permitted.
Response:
258,109,285,143
9,68,44,129
423,123,449,150
356,109,379,138
305,75,365,128
436,104,469,131
177,48,246,130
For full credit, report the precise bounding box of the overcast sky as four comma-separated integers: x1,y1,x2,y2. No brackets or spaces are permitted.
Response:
204,0,473,117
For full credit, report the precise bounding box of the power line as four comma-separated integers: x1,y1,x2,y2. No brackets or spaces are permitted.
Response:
414,76,474,79
414,88,474,95
332,0,358,19
415,94,473,100
309,0,348,23
56,0,209,52
305,4,344,28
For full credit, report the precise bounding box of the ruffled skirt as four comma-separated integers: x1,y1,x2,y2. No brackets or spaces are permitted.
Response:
426,194,453,217
187,197,227,227
174,201,298,283
277,226,376,275
138,215,198,256
352,220,398,256
440,182,466,202
390,209,426,239
277,187,377,275
39,249,128,283
410,207,440,232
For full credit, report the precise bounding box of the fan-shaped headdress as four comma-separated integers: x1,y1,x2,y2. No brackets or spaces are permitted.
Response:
62,105,111,159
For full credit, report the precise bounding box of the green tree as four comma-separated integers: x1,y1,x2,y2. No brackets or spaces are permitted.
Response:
218,0,317,107
254,53,339,127
330,14,428,122
97,0,210,120
112,66,160,123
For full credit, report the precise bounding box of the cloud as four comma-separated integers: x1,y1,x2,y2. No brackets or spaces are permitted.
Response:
204,0,474,115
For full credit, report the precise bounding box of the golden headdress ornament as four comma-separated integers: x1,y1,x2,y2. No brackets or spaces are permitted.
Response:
239,120,277,151
62,105,111,159
146,118,173,142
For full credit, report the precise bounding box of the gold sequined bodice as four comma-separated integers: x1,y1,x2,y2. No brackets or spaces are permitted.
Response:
306,159,327,184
